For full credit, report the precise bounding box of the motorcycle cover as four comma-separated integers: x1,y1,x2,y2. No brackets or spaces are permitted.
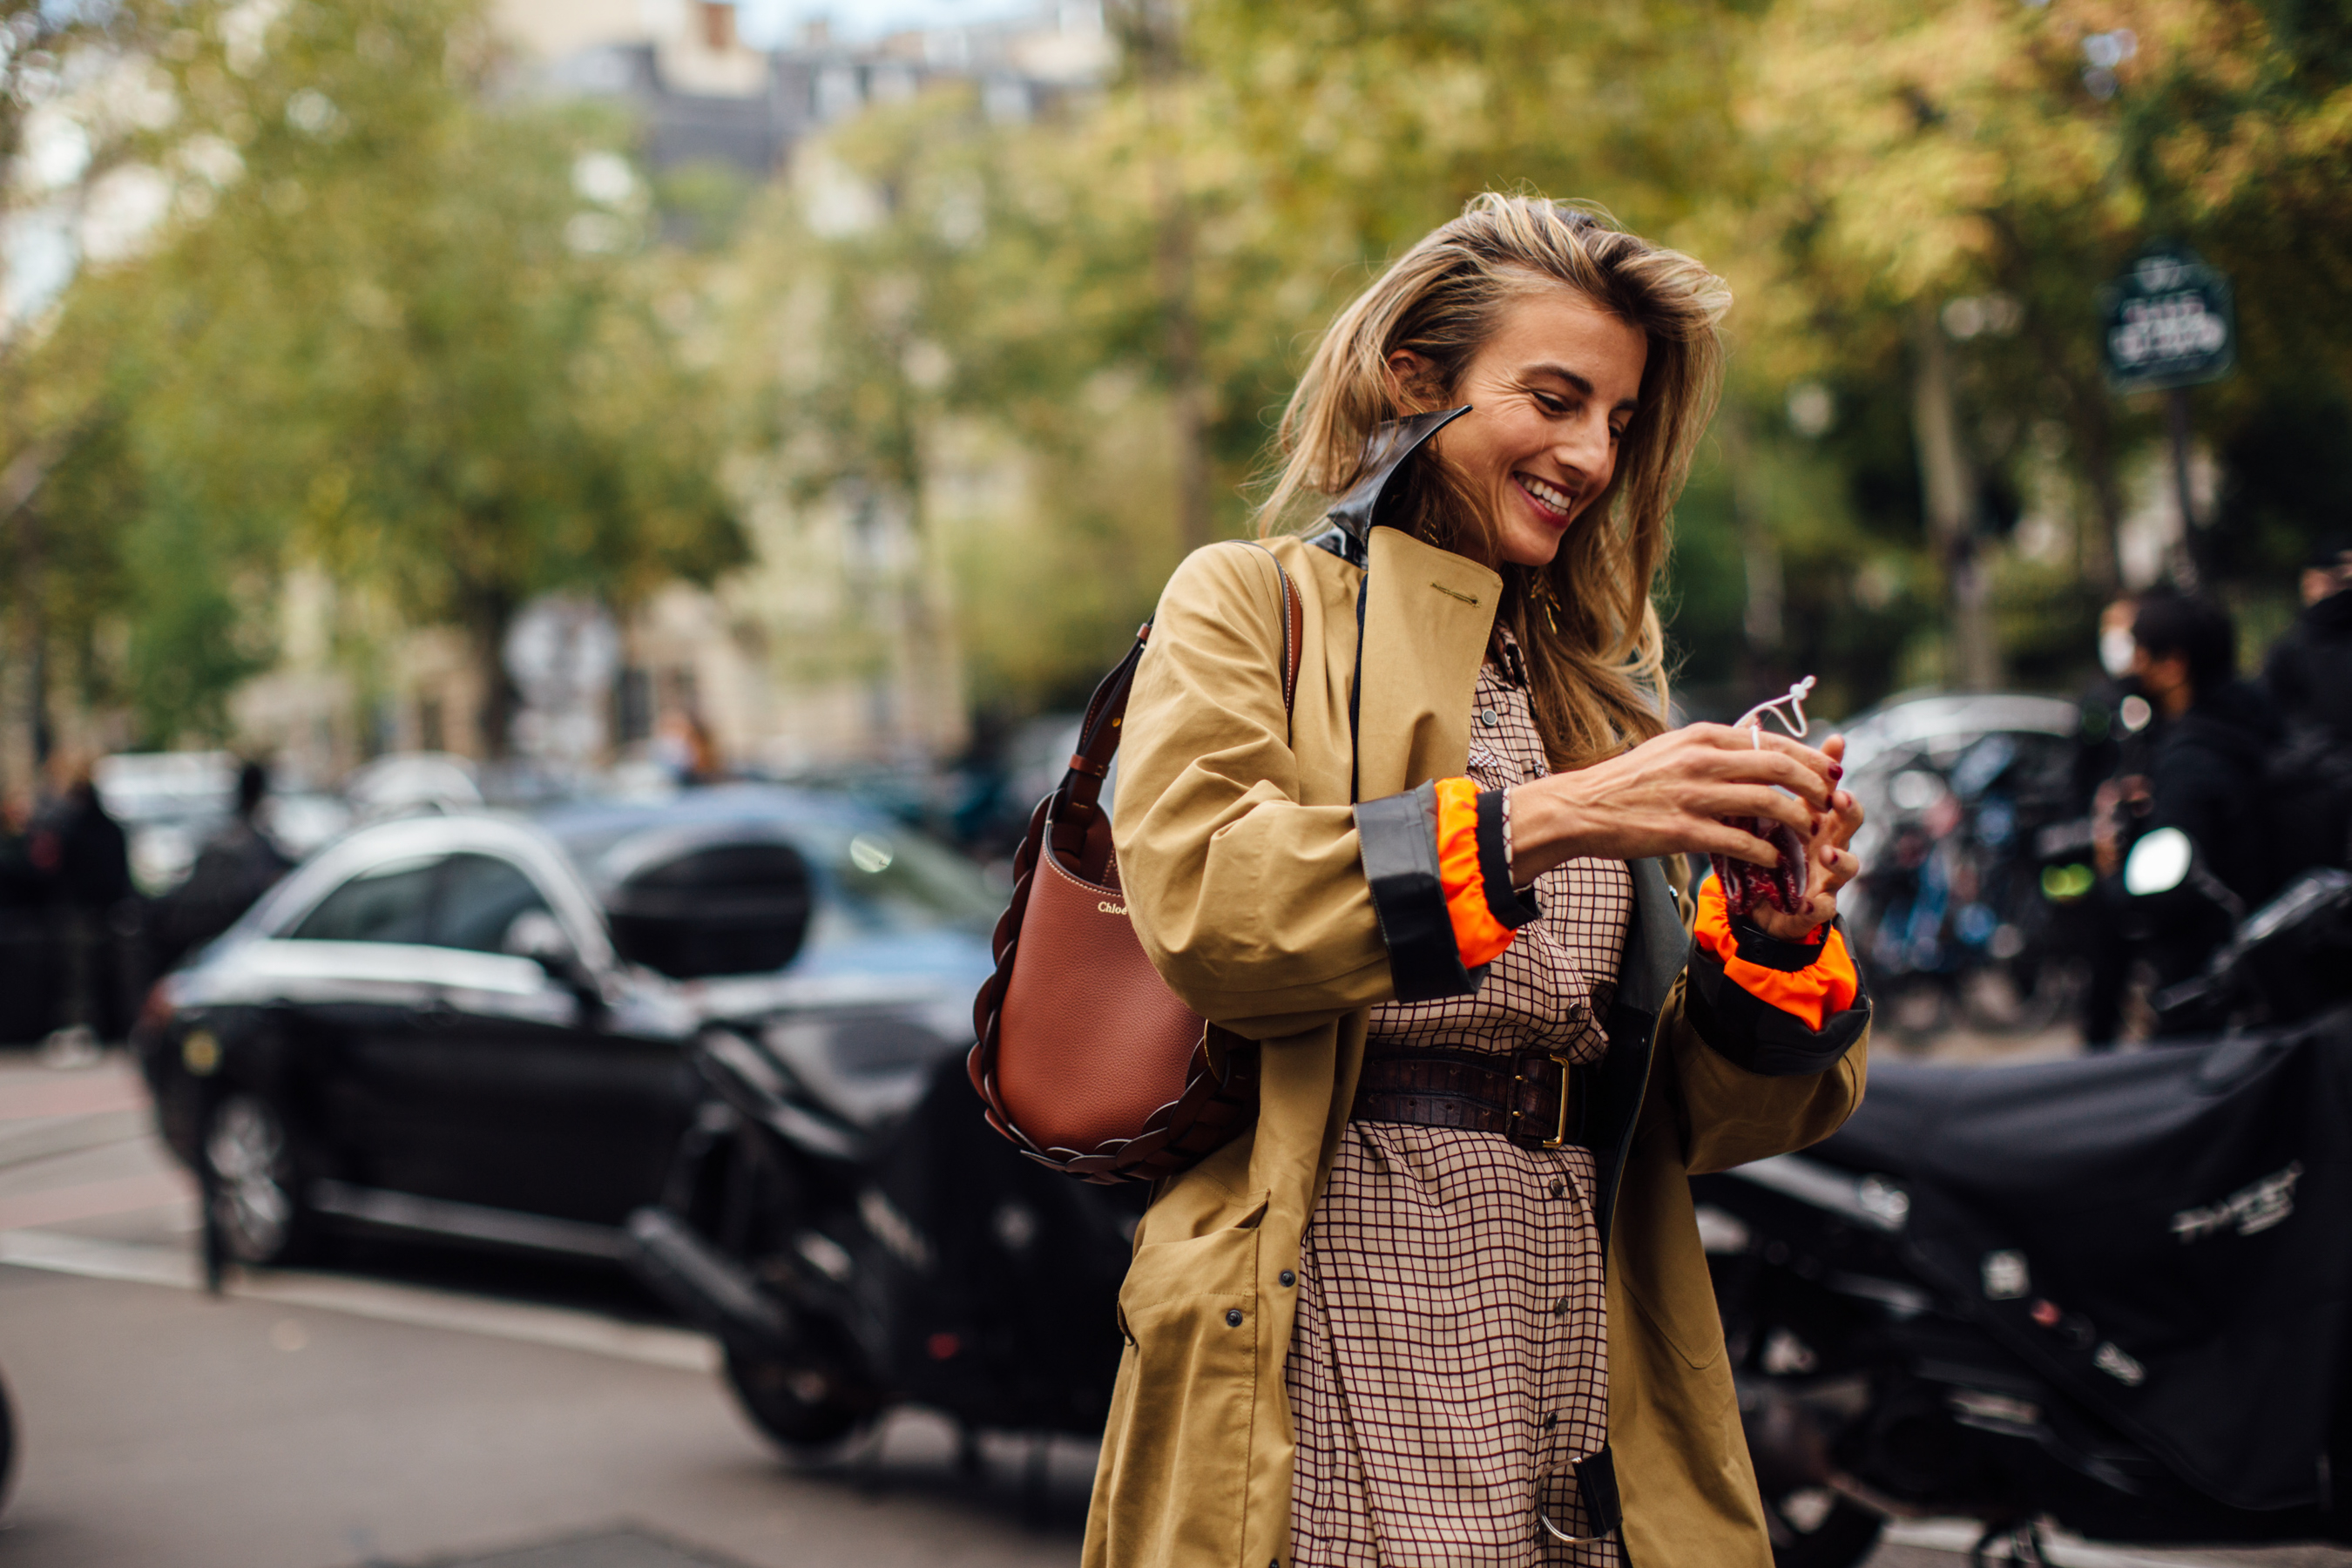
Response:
1815,1004,2352,1511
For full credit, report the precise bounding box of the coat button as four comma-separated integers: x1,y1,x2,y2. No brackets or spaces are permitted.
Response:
1542,1411,1559,1429
1279,1269,1296,1288
1550,1180,1565,1198
1551,1297,1570,1319
1226,1308,1245,1328
1480,709,1499,727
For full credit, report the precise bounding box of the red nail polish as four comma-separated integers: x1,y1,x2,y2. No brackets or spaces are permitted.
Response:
1828,763,1844,781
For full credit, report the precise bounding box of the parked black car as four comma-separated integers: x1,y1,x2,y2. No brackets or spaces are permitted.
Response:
131,786,997,1271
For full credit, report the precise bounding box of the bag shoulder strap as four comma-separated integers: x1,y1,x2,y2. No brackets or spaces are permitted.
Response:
1050,544,1304,860
1247,539,1308,713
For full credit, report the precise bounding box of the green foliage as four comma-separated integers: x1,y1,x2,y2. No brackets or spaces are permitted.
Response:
16,0,2352,757
742,0,2352,720
120,500,277,745
20,0,743,753
1740,0,2352,693
1993,557,2106,694
654,159,759,251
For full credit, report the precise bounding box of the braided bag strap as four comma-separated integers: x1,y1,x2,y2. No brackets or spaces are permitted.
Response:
969,545,1304,1184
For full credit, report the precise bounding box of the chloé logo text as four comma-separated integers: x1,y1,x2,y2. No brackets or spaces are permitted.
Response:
1098,901,1127,916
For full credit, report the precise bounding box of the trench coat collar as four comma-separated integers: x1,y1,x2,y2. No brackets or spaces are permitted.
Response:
1316,407,1472,565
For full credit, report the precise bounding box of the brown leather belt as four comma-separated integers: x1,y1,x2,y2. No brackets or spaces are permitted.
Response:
1350,1044,1586,1149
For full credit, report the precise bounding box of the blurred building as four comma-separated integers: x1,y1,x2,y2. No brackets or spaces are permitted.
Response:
502,1,1110,172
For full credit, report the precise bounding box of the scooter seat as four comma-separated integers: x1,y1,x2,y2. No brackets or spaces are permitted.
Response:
1813,1026,2342,1197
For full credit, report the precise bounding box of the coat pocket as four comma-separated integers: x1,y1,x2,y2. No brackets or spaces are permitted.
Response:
1098,1198,1267,1568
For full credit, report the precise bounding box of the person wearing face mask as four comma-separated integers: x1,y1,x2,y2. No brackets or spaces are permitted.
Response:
1086,196,1870,1568
2078,595,2146,801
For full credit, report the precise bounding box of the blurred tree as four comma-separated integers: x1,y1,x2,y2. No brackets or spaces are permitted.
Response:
0,0,186,797
1741,0,2352,686
717,84,1237,724
713,0,2349,728
36,0,745,757
717,0,1896,720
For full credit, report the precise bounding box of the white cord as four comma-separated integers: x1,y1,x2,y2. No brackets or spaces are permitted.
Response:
1734,675,1817,750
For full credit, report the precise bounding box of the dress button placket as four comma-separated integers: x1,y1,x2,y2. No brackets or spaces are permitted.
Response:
1288,648,1628,1565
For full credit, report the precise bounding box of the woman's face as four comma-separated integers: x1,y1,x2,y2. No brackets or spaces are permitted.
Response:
1392,287,1648,569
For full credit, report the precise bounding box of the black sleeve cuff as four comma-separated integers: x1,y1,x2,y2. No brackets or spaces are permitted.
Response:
1355,781,1480,1004
1728,919,1828,971
1685,916,1872,1078
1475,788,1542,932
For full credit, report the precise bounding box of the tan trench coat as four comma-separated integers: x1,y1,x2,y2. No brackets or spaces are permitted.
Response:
1084,529,1869,1568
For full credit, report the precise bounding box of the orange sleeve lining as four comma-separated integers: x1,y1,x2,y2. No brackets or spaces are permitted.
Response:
1693,876,1860,1032
1434,776,1517,969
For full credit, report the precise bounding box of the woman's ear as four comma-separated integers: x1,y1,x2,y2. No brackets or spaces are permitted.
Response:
1385,349,1441,414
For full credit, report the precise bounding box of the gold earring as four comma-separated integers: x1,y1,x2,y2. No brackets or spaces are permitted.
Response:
1530,571,1560,634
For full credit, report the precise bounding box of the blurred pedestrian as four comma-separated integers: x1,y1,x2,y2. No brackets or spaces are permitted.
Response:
2072,594,2144,805
1090,196,1869,1568
2265,536,2352,742
2126,589,2280,1020
154,760,293,970
2257,537,2352,872
27,756,132,1059
0,794,41,909
653,710,720,786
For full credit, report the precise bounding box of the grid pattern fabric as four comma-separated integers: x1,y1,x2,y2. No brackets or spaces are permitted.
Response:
1287,652,1634,1567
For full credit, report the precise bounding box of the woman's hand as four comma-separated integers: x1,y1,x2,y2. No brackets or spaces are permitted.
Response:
1508,722,1842,882
1743,733,1865,942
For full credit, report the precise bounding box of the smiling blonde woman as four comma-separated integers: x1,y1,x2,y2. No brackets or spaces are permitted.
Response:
1085,194,1873,1568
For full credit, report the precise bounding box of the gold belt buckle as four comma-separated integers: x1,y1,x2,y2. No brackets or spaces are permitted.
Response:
1540,1052,1576,1149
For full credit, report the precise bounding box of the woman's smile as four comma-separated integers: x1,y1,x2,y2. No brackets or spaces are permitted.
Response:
1513,470,1579,524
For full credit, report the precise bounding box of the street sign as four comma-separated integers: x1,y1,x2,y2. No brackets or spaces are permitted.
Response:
2102,246,2234,393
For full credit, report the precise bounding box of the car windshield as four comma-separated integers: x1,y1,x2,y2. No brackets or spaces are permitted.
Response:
542,798,999,950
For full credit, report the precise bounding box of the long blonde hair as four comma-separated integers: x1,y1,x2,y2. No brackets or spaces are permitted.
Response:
1260,193,1730,769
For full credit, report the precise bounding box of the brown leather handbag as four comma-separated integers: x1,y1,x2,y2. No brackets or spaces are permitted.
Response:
969,548,1305,1185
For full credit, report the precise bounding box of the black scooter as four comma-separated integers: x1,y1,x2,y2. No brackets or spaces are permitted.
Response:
620,1017,1146,1461
1698,848,2352,1567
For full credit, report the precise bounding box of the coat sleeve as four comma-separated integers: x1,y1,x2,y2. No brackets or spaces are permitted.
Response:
1115,544,1401,1040
1657,877,1872,1174
1664,1002,1869,1175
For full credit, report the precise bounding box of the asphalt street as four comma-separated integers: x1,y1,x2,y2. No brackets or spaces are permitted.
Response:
1,1049,2347,1568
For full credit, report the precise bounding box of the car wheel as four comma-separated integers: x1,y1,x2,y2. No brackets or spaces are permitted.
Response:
203,1092,310,1267
723,1344,875,1459
1764,1488,1885,1568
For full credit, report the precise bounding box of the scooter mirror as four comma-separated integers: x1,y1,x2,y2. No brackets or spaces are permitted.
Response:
2124,827,2194,896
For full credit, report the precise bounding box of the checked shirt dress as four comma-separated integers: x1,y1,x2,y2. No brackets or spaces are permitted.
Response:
1284,647,1633,1568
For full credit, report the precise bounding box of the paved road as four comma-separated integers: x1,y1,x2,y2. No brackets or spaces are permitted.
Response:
0,1049,2344,1568
0,1263,1095,1568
